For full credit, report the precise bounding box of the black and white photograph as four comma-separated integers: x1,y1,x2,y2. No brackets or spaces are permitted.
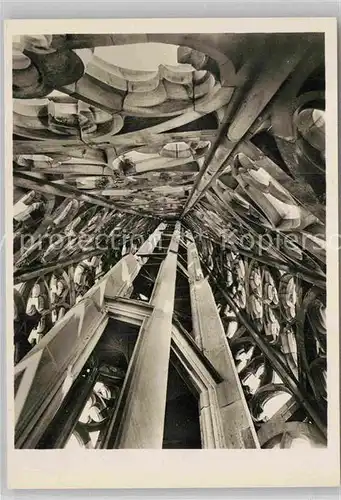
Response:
5,18,339,488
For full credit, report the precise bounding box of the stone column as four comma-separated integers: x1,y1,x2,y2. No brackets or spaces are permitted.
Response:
112,222,181,449
186,231,259,448
14,222,167,448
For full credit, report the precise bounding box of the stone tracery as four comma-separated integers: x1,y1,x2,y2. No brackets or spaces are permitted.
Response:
12,32,328,450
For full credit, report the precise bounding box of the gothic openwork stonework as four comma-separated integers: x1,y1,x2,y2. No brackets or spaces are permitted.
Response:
12,32,327,450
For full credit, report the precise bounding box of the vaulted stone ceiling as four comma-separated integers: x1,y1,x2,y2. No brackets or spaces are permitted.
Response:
13,32,327,448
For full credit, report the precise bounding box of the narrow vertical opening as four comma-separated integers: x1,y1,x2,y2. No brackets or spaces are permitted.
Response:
37,319,140,449
162,355,201,449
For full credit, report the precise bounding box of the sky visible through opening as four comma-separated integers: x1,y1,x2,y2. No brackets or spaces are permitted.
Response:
94,43,183,71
